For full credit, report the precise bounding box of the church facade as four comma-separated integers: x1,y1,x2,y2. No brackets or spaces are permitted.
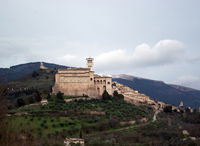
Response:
52,58,112,97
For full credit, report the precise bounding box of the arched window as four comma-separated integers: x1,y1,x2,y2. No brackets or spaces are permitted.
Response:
100,80,102,84
97,87,100,95
103,85,106,91
97,80,99,83
103,80,106,84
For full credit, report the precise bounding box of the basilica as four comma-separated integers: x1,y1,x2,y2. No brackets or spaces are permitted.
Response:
52,58,112,97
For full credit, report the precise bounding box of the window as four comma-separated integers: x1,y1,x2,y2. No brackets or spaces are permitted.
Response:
90,78,93,81
103,85,106,90
107,82,110,84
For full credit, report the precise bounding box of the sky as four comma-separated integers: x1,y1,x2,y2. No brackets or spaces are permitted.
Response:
0,0,200,89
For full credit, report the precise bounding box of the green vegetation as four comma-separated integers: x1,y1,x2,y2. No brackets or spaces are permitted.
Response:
4,69,200,146
7,98,153,145
86,112,200,146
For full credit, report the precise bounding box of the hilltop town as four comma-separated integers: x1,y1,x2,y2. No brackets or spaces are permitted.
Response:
1,58,200,146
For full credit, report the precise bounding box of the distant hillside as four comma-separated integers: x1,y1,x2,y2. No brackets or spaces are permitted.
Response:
113,74,200,108
0,62,69,82
2,62,200,109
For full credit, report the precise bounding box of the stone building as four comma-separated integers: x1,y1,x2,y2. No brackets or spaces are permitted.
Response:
52,58,112,97
40,62,48,70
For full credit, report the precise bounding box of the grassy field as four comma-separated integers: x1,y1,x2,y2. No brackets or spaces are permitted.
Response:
7,98,153,145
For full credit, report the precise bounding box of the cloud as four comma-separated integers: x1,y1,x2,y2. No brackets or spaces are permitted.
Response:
0,38,187,71
176,75,200,90
132,40,185,66
93,40,186,71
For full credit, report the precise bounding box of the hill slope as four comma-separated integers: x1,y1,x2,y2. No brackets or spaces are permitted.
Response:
1,62,200,108
0,62,69,82
113,74,200,108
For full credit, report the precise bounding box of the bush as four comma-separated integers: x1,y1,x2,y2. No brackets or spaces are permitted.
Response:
56,91,64,103
47,93,51,102
113,91,124,100
163,106,172,113
17,98,25,107
102,90,111,100
34,90,42,102
32,71,39,78
28,96,35,104
113,90,119,97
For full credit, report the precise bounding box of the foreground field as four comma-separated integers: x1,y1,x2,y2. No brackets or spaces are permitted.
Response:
6,98,200,146
6,98,153,145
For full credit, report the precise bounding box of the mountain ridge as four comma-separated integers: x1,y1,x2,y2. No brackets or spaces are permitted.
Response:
0,62,69,82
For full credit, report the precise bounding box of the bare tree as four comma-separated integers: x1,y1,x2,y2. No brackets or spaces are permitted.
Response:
0,84,8,145
0,84,36,146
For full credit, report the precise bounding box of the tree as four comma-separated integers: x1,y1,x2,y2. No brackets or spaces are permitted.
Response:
0,85,36,145
102,90,111,100
28,96,35,104
113,90,119,97
0,84,7,117
0,84,7,145
35,90,42,102
113,90,124,100
32,71,39,78
17,98,25,107
56,91,64,103
47,93,51,102
163,106,172,113
117,94,124,100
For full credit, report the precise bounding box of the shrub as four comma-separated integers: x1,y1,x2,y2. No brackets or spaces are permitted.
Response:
102,90,111,100
113,90,119,97
17,98,25,107
113,91,124,99
34,90,42,102
60,123,64,127
56,91,64,103
47,93,51,102
32,71,39,78
163,106,172,113
28,96,35,104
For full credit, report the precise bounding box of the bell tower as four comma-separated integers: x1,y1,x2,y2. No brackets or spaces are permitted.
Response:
86,58,94,71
